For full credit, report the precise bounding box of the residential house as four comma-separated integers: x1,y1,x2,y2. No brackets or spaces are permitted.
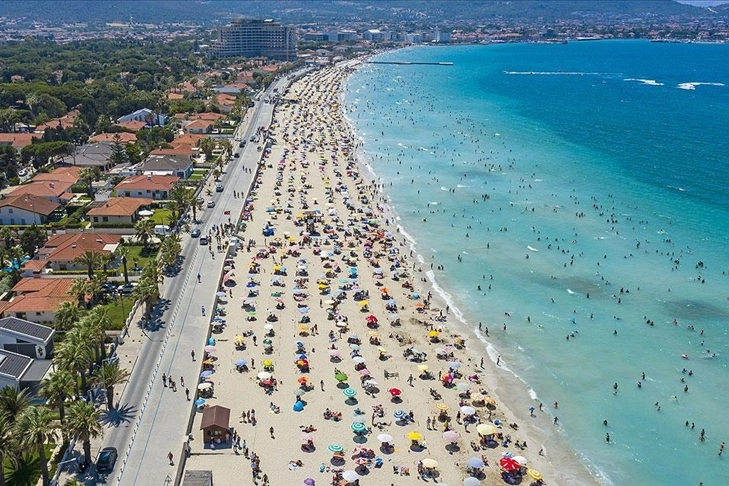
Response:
32,166,82,185
35,233,121,272
115,174,179,200
184,119,213,134
90,132,137,144
61,142,115,171
86,197,154,226
34,110,80,132
9,179,75,204
137,154,194,178
0,133,39,150
116,108,168,126
0,194,61,225
115,120,147,132
0,316,55,360
0,349,53,393
150,145,195,160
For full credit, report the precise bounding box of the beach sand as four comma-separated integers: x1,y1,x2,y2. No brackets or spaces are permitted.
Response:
184,61,600,486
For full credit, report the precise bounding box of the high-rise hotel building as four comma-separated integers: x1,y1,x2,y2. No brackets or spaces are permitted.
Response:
208,19,297,60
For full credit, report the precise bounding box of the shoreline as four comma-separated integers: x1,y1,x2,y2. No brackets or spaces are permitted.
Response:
341,59,604,485
182,59,601,486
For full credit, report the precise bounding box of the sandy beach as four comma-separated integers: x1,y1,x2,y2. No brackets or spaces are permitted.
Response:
183,61,600,486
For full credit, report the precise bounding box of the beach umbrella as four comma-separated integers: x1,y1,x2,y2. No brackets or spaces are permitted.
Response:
417,364,429,372
513,455,528,466
300,433,314,442
422,458,438,469
262,359,273,367
442,430,459,442
377,433,393,443
297,377,309,385
204,345,216,353
351,422,366,433
199,370,213,379
349,343,360,351
364,379,379,386
304,478,316,486
294,389,306,397
484,397,496,406
456,382,470,392
329,350,342,359
353,457,368,465
194,398,205,407
342,388,357,398
197,383,212,391
393,410,407,420
467,457,485,469
235,359,248,367
216,291,227,298
499,457,521,472
448,361,462,369
341,470,359,482
352,356,366,364
293,401,305,412
296,353,308,360
388,387,402,397
298,307,310,314
257,371,272,380
357,369,370,377
263,324,274,330
527,469,543,481
463,478,481,486
407,431,423,441
460,406,476,416
336,321,348,328
435,403,449,412
335,372,348,382
476,424,497,436
327,444,344,453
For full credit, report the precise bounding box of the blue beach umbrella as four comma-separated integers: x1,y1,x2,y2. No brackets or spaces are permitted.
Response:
393,409,406,420
235,359,248,367
351,422,367,433
293,401,305,412
194,398,205,407
296,353,307,360
327,444,343,453
467,457,485,469
343,388,357,398
200,370,213,379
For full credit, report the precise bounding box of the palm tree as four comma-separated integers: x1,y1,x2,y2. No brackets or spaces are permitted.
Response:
197,137,216,160
68,277,90,308
84,306,112,362
78,167,99,197
92,363,130,410
65,401,104,467
190,196,203,223
87,274,105,306
134,218,155,251
0,387,30,424
132,278,160,321
0,415,19,486
116,246,130,284
39,370,76,424
54,301,85,331
73,250,104,279
55,329,94,396
169,183,189,222
14,406,58,486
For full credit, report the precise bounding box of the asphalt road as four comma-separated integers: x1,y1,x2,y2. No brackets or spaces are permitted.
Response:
95,75,296,486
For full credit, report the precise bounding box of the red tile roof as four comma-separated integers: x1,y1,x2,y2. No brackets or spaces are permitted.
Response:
115,120,147,132
86,197,153,217
10,180,74,199
0,133,40,149
41,233,121,262
32,166,82,184
89,132,137,144
115,174,179,192
0,194,60,216
12,277,75,297
2,294,70,313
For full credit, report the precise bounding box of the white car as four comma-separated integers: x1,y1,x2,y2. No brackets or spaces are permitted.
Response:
207,200,216,208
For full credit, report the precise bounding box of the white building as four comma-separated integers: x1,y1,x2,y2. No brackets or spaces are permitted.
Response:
208,19,296,60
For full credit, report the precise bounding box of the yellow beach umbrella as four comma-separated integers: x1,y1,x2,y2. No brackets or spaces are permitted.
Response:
527,469,543,481
298,324,309,331
417,364,429,372
359,301,369,307
476,423,497,436
262,359,273,367
427,330,440,338
484,397,497,406
377,347,387,353
407,431,423,441
435,403,449,412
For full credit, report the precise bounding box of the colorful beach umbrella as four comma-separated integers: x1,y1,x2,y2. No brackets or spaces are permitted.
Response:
443,430,459,442
388,387,402,397
499,457,521,472
342,388,357,398
527,469,543,481
327,444,343,453
393,409,407,420
335,372,348,382
351,422,366,433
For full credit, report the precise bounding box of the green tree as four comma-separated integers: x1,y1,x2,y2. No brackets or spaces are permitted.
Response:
65,401,104,467
134,218,155,250
169,183,188,222
73,250,104,279
92,362,130,410
54,301,86,331
78,167,100,197
68,277,89,308
14,406,58,486
116,246,130,284
0,386,30,424
108,134,128,165
159,233,181,272
18,225,47,255
0,414,19,486
83,305,112,362
39,369,76,424
0,227,15,250
55,328,94,396
197,137,216,159
132,264,162,321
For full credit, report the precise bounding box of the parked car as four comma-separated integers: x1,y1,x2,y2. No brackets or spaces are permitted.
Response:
238,141,246,148
215,183,224,192
233,152,239,158
207,200,215,208
196,196,204,204
200,235,209,245
191,228,201,238
117,283,138,294
96,447,117,473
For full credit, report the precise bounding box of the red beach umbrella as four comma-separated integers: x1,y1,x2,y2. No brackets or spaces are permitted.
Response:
499,457,521,472
388,387,402,397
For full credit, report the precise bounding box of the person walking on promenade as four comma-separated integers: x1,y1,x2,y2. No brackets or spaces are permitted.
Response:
191,350,196,361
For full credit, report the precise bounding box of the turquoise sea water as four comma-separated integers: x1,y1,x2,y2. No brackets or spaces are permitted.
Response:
344,41,729,485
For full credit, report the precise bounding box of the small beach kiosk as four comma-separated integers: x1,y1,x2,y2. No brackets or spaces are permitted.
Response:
200,405,231,444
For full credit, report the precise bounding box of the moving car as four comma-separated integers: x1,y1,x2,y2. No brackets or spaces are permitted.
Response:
96,447,117,473
200,235,209,245
215,183,224,192
117,283,138,294
191,228,201,238
207,200,215,208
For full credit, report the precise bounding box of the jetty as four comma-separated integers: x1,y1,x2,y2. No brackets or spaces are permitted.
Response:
366,61,454,66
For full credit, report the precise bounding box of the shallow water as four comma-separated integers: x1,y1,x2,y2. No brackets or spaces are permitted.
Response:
344,41,729,485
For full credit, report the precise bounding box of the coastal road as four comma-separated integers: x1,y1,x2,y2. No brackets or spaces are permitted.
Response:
99,75,296,486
